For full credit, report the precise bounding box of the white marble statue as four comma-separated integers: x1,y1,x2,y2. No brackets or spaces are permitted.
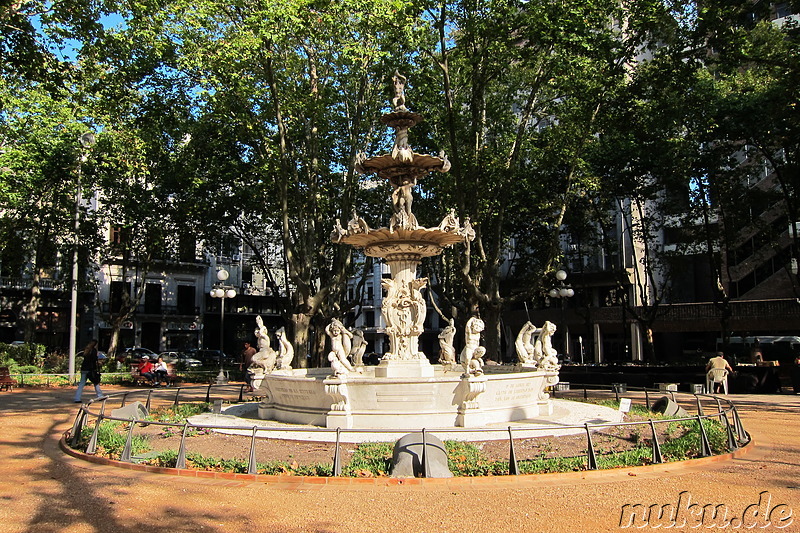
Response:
275,326,294,370
438,318,456,366
392,70,407,111
381,277,428,360
390,179,418,230
460,317,486,376
514,321,539,365
347,208,369,234
349,328,367,367
535,320,561,371
326,318,355,374
438,150,451,173
331,219,347,242
437,209,460,233
458,217,476,241
251,315,277,373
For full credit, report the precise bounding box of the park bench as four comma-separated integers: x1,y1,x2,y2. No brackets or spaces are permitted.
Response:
130,364,182,387
0,367,18,392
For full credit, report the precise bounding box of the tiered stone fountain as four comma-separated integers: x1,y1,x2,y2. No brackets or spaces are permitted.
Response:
255,73,559,429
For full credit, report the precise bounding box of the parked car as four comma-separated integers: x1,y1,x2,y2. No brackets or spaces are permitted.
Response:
117,347,158,365
189,349,233,364
158,351,202,368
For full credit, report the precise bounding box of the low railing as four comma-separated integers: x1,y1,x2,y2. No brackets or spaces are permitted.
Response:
7,371,223,386
64,383,750,478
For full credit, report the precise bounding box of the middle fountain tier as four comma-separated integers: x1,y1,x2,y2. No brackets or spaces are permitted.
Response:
331,71,473,378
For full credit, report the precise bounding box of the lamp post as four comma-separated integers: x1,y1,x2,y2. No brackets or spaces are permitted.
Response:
68,132,95,381
210,268,236,384
548,269,574,358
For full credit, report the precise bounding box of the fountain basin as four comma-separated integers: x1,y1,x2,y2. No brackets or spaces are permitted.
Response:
255,366,558,429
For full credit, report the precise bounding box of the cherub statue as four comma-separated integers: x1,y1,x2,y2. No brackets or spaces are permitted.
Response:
331,219,347,242
535,320,561,371
437,208,459,233
438,318,456,366
390,179,418,230
460,316,486,376
392,70,407,111
458,217,476,241
251,315,277,373
514,321,538,365
275,326,294,370
326,318,355,375
437,150,451,173
347,208,370,234
349,328,367,367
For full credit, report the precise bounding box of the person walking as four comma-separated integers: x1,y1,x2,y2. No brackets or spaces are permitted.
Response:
73,340,105,403
240,342,256,392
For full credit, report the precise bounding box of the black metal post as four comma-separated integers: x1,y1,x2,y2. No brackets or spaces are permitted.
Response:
247,426,258,475
584,423,598,470
332,427,342,476
176,422,189,469
508,427,519,475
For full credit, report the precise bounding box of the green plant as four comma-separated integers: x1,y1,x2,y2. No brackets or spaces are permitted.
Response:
148,402,210,423
661,418,727,459
78,420,151,458
518,455,585,474
445,441,506,476
342,442,393,477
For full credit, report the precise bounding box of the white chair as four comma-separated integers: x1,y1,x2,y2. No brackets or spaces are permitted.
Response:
706,368,729,394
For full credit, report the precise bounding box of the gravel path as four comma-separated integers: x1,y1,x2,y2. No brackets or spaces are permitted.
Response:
0,386,798,532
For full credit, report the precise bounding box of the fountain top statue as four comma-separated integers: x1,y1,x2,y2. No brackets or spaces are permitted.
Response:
332,72,473,374
335,72,471,257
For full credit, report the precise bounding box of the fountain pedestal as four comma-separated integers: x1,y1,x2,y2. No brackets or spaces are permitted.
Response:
375,358,434,378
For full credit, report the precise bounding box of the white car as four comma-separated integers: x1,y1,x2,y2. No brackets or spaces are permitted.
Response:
158,351,202,368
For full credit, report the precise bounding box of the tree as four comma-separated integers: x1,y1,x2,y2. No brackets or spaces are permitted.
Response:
93,0,423,364
0,79,103,343
410,0,667,360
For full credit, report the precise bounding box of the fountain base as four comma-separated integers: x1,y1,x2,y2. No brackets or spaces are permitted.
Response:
255,365,558,430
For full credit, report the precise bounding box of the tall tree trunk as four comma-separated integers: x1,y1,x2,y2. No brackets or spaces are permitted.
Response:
22,269,42,343
481,303,502,362
290,311,311,369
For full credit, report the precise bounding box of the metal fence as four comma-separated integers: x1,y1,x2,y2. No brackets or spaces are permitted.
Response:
66,383,750,478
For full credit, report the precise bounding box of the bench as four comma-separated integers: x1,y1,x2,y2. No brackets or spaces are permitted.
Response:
131,364,182,387
0,367,18,392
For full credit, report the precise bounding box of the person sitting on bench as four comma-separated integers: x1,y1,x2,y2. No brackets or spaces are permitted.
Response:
153,356,168,386
137,356,156,385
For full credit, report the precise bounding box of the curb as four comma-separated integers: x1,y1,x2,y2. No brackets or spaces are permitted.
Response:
59,432,755,489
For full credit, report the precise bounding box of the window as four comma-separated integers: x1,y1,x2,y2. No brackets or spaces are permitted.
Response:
177,285,195,315
144,283,162,314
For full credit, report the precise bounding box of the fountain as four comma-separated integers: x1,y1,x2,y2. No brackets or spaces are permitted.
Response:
254,73,559,429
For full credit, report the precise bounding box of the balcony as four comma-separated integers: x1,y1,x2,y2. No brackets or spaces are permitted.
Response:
0,277,65,291
99,303,200,316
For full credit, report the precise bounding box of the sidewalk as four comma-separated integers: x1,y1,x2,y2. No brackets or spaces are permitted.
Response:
0,386,797,532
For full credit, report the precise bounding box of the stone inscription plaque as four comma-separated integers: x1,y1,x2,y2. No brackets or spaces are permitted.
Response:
491,380,537,404
270,382,321,407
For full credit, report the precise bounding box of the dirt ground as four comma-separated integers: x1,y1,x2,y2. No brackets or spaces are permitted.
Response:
1,385,798,533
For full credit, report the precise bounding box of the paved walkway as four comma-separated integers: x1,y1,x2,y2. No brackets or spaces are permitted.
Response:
0,386,798,532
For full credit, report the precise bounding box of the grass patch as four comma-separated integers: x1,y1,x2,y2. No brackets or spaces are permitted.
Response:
78,420,151,458
147,402,210,423
342,442,393,477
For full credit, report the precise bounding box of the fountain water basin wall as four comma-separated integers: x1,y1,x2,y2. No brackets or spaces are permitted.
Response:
256,366,558,429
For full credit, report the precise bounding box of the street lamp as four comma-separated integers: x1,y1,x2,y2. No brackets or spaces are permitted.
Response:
210,267,236,384
548,269,574,357
68,132,96,381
